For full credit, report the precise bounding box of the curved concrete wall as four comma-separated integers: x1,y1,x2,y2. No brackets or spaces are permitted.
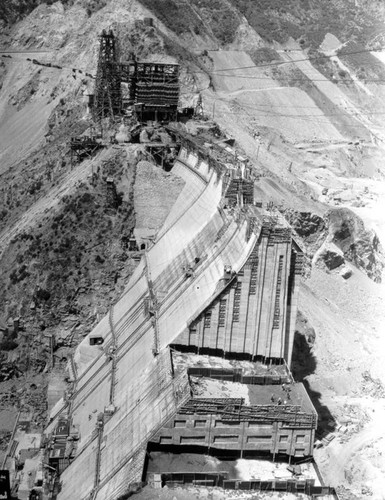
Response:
55,148,270,500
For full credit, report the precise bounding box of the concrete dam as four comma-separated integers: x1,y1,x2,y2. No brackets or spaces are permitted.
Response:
45,134,317,500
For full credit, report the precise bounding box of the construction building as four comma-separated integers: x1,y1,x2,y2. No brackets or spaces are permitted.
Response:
93,30,180,122
43,127,319,499
131,62,180,122
70,136,103,163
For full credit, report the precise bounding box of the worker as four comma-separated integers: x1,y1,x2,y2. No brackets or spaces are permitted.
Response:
277,397,282,405
270,394,275,403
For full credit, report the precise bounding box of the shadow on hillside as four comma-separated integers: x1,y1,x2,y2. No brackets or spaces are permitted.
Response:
291,331,337,438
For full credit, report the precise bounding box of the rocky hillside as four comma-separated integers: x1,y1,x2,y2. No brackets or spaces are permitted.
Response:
0,0,385,498
0,0,108,25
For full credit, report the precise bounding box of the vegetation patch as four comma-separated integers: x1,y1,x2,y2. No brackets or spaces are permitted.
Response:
248,47,282,65
139,0,204,36
306,48,354,86
0,0,109,24
271,64,313,92
230,0,384,48
191,0,241,45
338,41,385,82
0,93,88,236
0,149,137,372
138,0,241,46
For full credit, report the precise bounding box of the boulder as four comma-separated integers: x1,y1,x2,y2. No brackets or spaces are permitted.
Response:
340,266,353,279
139,129,149,143
295,310,316,345
285,211,326,252
291,212,325,238
159,131,172,144
326,208,384,282
313,241,345,270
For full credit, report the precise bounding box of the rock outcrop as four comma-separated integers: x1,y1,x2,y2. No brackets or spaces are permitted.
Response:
295,310,316,346
326,208,384,282
294,208,384,282
339,265,353,280
313,241,345,271
288,211,325,239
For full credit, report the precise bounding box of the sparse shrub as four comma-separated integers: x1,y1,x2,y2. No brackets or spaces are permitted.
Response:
249,47,280,65
82,0,108,17
35,288,51,301
0,340,18,351
0,208,8,219
139,0,203,35
9,270,18,284
9,264,29,284
28,179,42,195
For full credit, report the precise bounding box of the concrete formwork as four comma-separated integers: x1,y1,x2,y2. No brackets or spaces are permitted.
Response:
152,410,315,457
175,222,301,366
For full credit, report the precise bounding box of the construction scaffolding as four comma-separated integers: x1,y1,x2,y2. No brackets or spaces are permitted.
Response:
224,178,254,206
92,29,180,122
93,30,122,121
178,398,316,427
70,137,103,164
151,393,317,457
133,62,179,122
159,473,336,497
135,63,179,105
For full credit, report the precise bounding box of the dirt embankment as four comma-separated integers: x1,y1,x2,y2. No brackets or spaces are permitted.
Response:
134,160,185,233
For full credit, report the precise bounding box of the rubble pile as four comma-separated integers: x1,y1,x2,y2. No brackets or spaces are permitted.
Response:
361,371,385,399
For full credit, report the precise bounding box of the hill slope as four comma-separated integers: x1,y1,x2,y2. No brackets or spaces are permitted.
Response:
0,1,385,498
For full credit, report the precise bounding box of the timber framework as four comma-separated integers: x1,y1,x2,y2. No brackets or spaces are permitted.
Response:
92,30,179,122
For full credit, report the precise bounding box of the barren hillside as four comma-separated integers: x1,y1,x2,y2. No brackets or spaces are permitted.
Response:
0,1,385,499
